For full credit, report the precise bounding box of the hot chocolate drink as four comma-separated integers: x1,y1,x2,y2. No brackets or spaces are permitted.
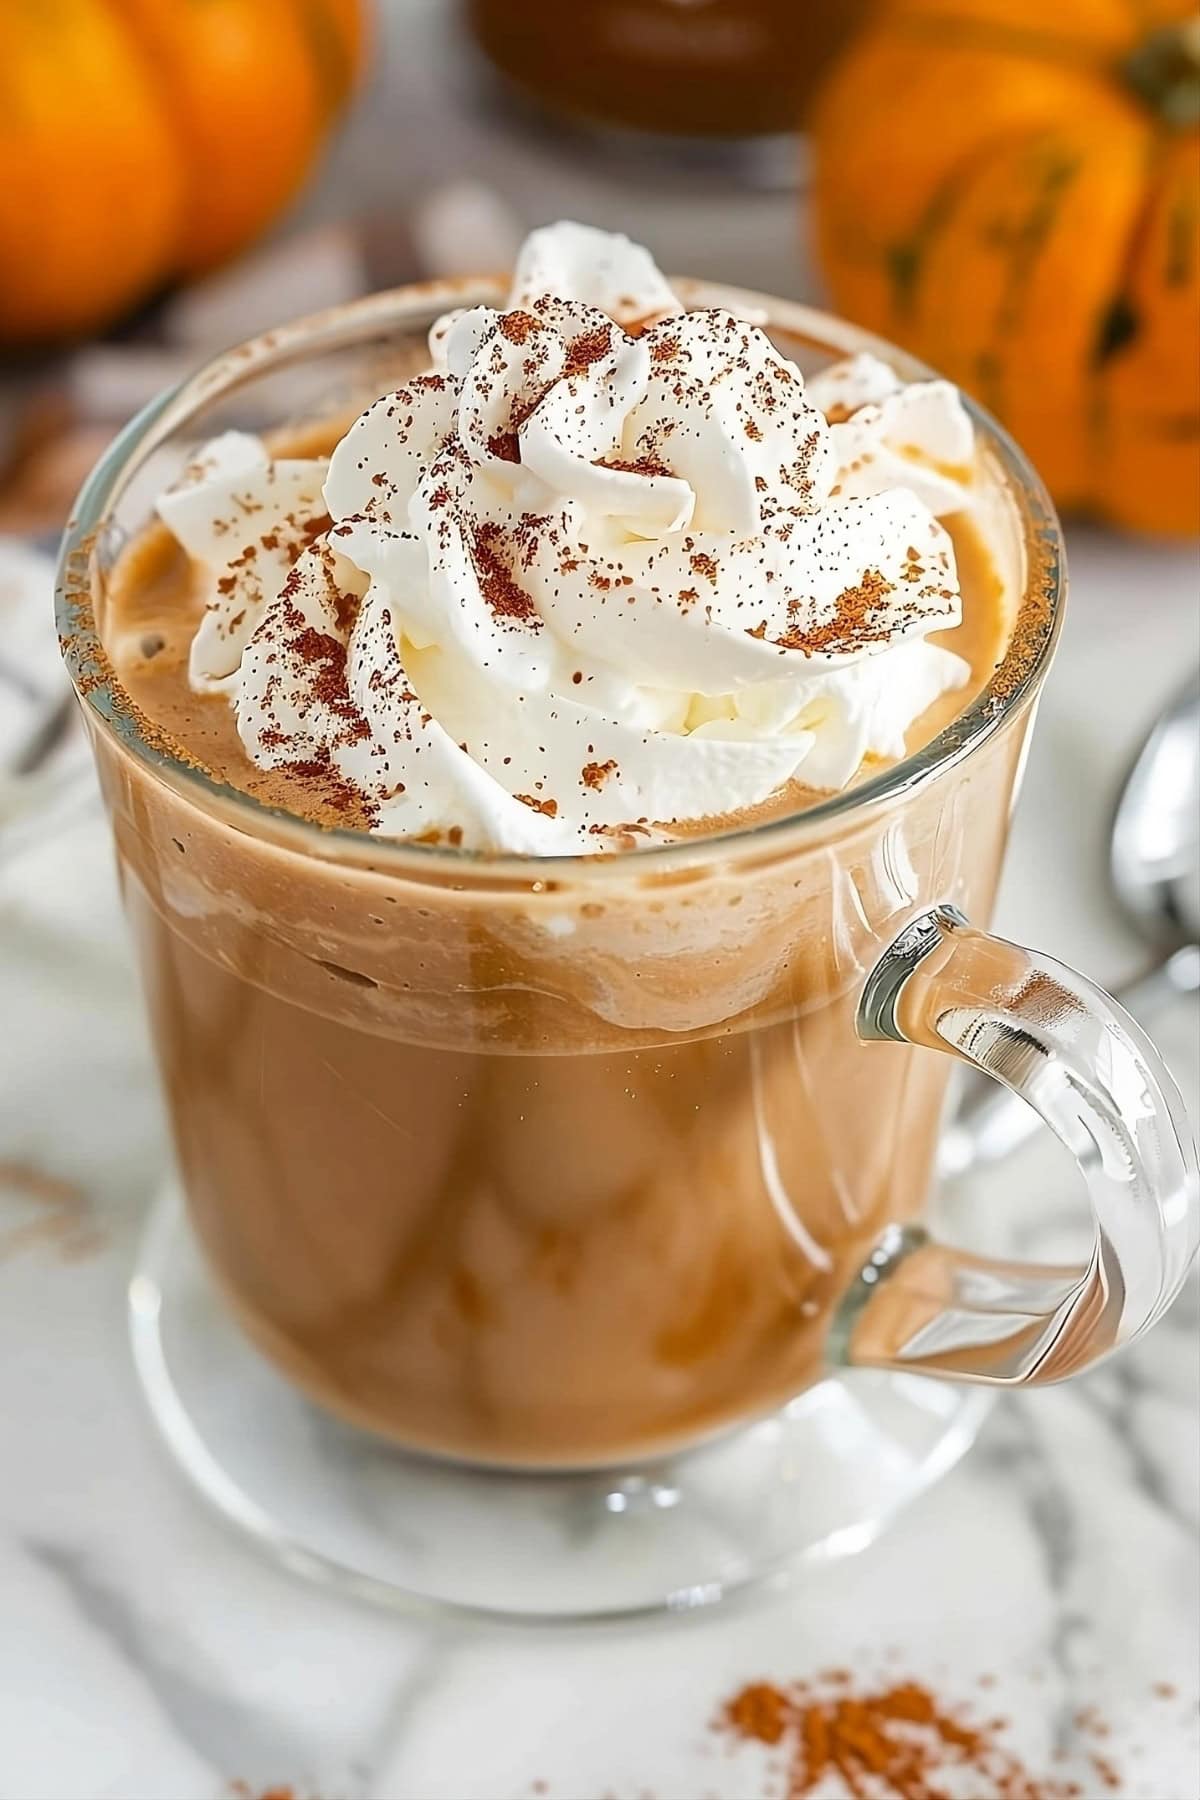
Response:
88,226,1023,1467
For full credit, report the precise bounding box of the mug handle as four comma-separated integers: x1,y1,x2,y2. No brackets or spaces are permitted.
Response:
834,905,1199,1383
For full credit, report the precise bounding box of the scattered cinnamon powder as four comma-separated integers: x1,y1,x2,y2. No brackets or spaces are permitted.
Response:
0,1161,83,1209
294,512,333,554
457,1674,1191,1800
595,453,673,478
587,819,652,847
563,323,614,379
471,522,541,625
1073,1705,1111,1740
1088,1753,1122,1791
767,568,909,655
229,1784,307,1800
0,1160,102,1264
486,429,521,463
499,309,541,345
717,1673,1098,1800
281,745,377,825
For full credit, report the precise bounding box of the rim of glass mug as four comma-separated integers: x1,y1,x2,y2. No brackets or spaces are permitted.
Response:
55,276,1065,884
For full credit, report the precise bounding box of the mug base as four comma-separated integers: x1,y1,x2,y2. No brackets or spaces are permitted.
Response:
129,1185,992,1621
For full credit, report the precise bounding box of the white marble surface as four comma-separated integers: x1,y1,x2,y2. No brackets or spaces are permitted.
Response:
2,3,1199,1787
1,525,1197,1800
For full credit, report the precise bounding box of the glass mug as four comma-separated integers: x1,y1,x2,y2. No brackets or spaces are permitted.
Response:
57,281,1198,1618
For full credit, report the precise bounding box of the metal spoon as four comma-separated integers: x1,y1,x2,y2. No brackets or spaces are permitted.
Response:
940,678,1200,1176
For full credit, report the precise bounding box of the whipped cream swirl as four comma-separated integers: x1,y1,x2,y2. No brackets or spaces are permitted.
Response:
161,223,976,853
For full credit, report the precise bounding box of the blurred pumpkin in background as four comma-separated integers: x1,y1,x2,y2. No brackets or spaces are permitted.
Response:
0,0,366,346
812,1,1200,537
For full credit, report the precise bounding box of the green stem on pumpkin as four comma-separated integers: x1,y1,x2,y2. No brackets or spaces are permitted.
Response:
1122,16,1200,130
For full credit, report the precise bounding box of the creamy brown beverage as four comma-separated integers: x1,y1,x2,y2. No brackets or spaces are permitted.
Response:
89,226,1025,1467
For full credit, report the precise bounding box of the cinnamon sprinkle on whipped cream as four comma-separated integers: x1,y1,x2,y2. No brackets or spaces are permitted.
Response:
158,221,978,854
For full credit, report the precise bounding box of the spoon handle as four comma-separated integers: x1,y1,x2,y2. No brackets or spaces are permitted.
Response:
940,944,1200,1177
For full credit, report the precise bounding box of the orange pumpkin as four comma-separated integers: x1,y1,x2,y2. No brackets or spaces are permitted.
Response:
812,1,1200,537
0,0,366,345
